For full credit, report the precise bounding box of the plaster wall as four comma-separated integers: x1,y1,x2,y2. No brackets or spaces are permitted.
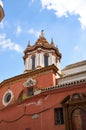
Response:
0,82,86,130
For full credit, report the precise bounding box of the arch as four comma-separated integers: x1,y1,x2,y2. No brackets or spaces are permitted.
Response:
44,53,49,57
61,95,70,104
70,106,86,117
72,93,80,99
71,108,86,130
44,53,49,67
31,55,35,69
17,90,24,102
61,93,86,130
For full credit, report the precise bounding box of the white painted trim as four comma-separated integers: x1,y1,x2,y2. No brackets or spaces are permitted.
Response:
2,89,14,106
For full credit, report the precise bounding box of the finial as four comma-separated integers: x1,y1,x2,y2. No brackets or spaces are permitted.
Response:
51,38,54,43
27,40,31,47
50,38,54,46
56,44,58,48
40,30,44,37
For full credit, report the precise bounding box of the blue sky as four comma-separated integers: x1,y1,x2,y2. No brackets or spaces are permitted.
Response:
0,0,86,82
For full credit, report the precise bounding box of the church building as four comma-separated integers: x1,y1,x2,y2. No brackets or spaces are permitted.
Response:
0,30,86,130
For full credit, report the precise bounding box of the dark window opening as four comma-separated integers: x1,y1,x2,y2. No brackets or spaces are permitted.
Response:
56,79,58,85
28,87,34,96
32,55,35,69
54,108,64,125
5,93,11,103
44,55,48,67
25,128,30,130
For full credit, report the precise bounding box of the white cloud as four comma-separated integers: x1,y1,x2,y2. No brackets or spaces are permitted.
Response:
27,28,40,37
41,0,86,29
0,21,9,29
28,28,34,34
73,45,81,52
31,0,35,2
73,44,86,60
16,25,22,35
0,33,23,53
0,22,4,29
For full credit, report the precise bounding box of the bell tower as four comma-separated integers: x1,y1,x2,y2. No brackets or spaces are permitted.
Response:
23,30,62,75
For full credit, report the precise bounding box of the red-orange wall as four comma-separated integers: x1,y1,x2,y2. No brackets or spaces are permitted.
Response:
0,82,86,130
0,71,56,109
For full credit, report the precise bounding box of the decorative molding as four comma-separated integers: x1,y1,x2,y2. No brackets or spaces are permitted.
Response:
32,114,39,119
2,89,14,106
0,64,58,88
62,93,86,130
23,78,36,87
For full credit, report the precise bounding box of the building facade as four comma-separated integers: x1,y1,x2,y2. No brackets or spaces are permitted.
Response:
0,0,4,22
0,31,86,130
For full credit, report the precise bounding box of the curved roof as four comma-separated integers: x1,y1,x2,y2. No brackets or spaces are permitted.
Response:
24,31,62,59
35,35,49,46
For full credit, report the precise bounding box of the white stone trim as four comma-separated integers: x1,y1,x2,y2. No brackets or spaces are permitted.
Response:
24,48,61,72
2,89,14,106
23,78,36,87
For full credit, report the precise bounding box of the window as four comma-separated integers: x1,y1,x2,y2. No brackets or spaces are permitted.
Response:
32,55,35,69
54,108,64,125
28,87,34,96
5,93,11,102
2,89,14,106
25,128,29,130
44,55,48,67
72,93,80,99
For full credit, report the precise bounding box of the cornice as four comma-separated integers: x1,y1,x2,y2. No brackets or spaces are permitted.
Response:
61,70,86,79
41,78,86,93
0,64,58,88
23,44,62,60
62,60,86,71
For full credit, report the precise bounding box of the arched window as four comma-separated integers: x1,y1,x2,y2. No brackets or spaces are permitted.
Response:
44,54,49,67
32,55,35,69
72,93,80,99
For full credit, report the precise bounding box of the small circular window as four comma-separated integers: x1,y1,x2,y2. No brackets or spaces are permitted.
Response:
2,90,14,106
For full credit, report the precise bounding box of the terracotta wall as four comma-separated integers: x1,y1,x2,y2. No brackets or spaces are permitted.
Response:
0,82,86,130
0,71,56,109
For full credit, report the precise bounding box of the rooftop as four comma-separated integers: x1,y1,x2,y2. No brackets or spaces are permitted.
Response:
62,60,86,71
